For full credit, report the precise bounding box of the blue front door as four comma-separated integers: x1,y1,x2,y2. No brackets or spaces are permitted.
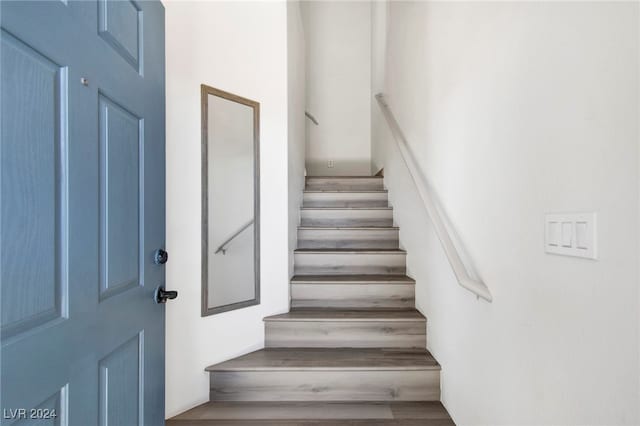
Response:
1,1,166,424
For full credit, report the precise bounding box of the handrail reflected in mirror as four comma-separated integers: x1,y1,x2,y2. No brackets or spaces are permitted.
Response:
305,111,319,125
215,219,254,255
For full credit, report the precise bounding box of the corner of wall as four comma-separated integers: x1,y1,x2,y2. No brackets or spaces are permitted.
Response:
287,0,306,284
165,1,291,418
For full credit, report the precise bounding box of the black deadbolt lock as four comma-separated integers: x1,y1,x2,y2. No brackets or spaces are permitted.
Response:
154,248,168,265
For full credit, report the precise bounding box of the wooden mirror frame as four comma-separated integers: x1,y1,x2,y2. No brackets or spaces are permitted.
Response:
201,84,260,316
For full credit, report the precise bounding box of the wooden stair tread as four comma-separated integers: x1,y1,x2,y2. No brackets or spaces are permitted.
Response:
168,401,453,424
304,190,388,193
205,348,439,372
168,420,454,425
264,309,425,322
295,248,406,253
291,274,415,284
307,176,384,179
298,226,399,230
300,207,393,210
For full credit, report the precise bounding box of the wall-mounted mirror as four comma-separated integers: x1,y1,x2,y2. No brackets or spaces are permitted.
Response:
201,85,260,316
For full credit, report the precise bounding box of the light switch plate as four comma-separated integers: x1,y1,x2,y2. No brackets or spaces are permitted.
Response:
544,212,597,259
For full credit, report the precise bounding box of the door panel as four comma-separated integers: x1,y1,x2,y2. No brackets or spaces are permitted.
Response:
13,385,67,426
99,94,143,300
0,29,68,341
97,0,142,73
98,332,143,426
1,1,166,425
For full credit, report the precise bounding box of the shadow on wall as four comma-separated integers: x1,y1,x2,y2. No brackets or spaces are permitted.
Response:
306,159,373,176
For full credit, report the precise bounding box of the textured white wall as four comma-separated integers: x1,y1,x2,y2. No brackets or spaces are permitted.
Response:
164,0,290,417
377,2,640,424
370,0,387,175
288,0,306,280
302,1,372,176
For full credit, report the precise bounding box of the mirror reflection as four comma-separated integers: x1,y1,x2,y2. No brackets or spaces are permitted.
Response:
201,85,259,316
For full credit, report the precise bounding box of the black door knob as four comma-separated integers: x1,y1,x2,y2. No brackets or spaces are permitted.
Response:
154,248,168,265
154,286,178,304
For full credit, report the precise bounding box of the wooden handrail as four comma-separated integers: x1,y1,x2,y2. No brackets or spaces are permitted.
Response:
375,93,492,302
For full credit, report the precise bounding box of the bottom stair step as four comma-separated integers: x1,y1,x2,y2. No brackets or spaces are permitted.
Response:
167,401,454,425
206,348,440,402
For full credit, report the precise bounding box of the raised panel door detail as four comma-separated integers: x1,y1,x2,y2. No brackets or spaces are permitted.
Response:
0,30,68,340
98,0,142,73
98,94,143,300
98,332,144,426
13,384,68,426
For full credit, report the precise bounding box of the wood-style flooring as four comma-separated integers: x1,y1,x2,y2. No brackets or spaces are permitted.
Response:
167,401,454,426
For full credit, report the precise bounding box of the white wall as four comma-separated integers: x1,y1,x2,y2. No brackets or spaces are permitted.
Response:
370,0,387,175
302,1,372,176
377,2,640,425
287,0,306,279
165,0,291,417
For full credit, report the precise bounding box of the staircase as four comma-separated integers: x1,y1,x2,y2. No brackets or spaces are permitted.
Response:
168,176,454,425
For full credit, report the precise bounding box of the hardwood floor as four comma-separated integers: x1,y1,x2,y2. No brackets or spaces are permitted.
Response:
168,176,454,425
167,401,454,425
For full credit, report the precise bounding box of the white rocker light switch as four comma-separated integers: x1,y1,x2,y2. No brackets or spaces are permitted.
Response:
544,213,597,260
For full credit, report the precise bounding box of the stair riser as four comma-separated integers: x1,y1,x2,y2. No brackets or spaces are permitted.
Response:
294,252,406,275
291,284,415,309
300,209,393,227
265,321,426,348
297,229,399,249
305,177,384,191
210,370,439,402
303,192,388,208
